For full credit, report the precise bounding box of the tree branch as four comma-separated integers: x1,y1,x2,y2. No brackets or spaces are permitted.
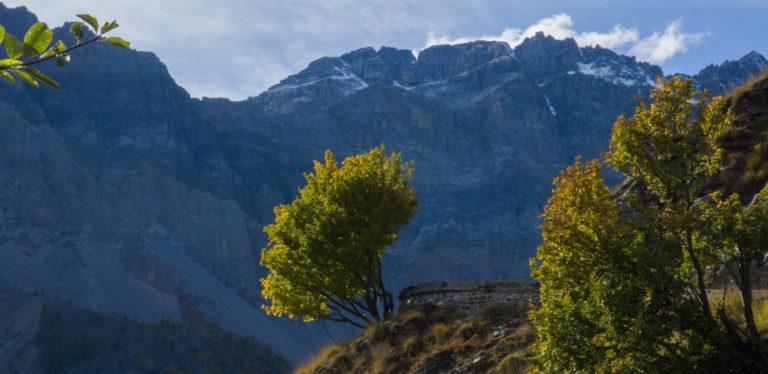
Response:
0,35,104,72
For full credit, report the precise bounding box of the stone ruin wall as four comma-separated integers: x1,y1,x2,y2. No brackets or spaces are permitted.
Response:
397,281,539,316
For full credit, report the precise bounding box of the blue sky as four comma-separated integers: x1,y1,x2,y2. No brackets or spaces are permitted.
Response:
4,0,766,100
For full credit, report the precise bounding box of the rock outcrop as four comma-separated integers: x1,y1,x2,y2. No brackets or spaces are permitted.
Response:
399,281,538,315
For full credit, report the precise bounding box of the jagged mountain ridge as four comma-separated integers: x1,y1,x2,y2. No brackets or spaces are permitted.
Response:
0,4,765,366
695,51,768,93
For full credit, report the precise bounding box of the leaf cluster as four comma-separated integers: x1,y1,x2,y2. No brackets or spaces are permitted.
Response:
606,75,732,209
700,188,768,266
0,14,130,89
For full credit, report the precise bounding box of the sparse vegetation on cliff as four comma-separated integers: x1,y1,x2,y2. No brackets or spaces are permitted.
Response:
295,304,534,374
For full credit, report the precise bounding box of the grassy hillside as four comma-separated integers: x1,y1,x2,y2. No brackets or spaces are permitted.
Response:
717,68,768,199
295,304,534,374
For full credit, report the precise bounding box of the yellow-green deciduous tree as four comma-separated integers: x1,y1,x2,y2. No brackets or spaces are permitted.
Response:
532,76,768,372
606,75,732,329
260,146,418,328
531,158,705,372
0,14,129,89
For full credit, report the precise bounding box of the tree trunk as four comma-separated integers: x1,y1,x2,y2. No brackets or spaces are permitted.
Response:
382,289,394,319
738,259,760,341
364,290,381,321
378,269,393,319
685,229,716,327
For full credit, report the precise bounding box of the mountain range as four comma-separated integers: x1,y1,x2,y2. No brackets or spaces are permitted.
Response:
0,3,765,367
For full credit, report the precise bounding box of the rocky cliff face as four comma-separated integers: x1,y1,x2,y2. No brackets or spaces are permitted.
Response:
0,4,764,365
0,4,329,364
213,32,687,288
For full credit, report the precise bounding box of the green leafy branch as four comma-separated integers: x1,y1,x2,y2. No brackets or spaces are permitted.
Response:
0,14,130,89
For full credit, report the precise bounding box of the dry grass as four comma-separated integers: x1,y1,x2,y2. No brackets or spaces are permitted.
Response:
294,305,536,374
431,323,452,345
515,322,536,344
363,320,383,336
294,344,343,374
724,68,768,102
399,309,425,323
402,336,422,352
456,321,477,340
494,351,530,374
710,288,745,321
708,286,768,337
753,297,768,334
369,344,394,374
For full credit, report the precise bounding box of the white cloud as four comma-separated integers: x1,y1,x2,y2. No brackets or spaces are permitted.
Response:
576,26,640,49
423,13,704,64
629,20,706,64
424,13,640,51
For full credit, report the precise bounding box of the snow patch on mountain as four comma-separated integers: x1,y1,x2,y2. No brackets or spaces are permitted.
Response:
393,81,414,90
269,65,368,93
544,95,557,117
577,62,654,87
577,62,612,78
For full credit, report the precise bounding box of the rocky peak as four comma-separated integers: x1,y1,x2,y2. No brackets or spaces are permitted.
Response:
258,56,368,111
514,32,581,78
378,46,418,63
269,45,419,95
694,50,768,94
340,46,418,86
416,40,513,83
740,51,768,71
576,45,661,87
514,32,660,88
268,56,363,92
339,46,378,63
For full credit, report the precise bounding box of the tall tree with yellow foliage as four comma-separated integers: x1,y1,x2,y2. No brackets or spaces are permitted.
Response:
260,146,417,328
